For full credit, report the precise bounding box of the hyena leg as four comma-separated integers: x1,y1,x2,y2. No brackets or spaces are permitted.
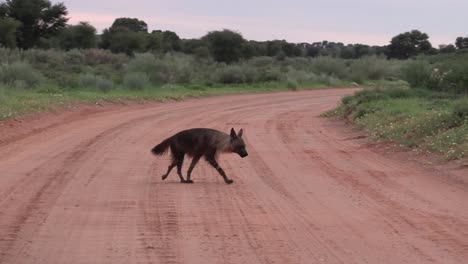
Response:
185,155,202,184
161,160,177,180
166,148,185,183
205,155,233,185
175,153,186,183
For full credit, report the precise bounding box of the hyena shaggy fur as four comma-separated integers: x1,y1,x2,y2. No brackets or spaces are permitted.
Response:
151,128,248,184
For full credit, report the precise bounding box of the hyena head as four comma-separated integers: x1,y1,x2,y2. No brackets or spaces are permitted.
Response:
230,128,248,158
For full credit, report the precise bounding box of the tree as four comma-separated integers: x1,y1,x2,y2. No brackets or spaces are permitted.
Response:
203,29,246,63
57,22,96,50
281,41,302,57
387,30,432,59
353,44,371,58
100,18,149,53
181,38,205,54
146,31,162,52
266,40,282,56
455,36,468,49
340,45,356,59
111,17,147,33
1,0,68,49
305,43,321,57
439,44,456,54
161,30,181,52
99,28,111,49
0,17,20,47
107,27,146,55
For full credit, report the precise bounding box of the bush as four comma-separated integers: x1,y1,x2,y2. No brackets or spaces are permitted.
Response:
64,49,85,65
310,57,347,79
440,62,468,94
0,62,45,88
79,73,99,88
241,65,257,83
214,65,245,84
258,67,282,82
286,69,316,84
249,56,274,67
82,49,127,66
128,53,171,84
96,78,113,93
401,60,432,88
123,72,149,90
286,79,298,90
349,56,400,83
453,98,468,120
79,73,113,92
23,49,64,65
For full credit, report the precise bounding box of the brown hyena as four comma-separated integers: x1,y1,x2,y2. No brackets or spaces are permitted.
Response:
151,128,248,184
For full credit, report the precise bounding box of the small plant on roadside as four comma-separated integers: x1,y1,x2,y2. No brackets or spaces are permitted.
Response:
124,72,149,90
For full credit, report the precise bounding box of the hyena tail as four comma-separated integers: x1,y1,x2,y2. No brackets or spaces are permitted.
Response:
151,137,172,156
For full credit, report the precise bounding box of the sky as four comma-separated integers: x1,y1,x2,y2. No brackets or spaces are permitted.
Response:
58,0,468,46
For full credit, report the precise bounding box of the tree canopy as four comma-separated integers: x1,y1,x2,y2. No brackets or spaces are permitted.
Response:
56,22,96,50
111,17,148,33
202,29,246,63
0,0,68,49
387,30,432,59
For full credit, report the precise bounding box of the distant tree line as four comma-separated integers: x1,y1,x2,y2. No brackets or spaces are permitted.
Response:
1,0,468,63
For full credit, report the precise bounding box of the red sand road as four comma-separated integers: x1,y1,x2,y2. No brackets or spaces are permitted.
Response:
0,89,467,264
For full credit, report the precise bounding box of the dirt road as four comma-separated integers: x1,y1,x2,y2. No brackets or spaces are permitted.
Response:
1,89,467,264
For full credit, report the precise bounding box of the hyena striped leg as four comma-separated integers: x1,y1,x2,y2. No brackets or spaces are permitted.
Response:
205,155,233,185
185,155,202,184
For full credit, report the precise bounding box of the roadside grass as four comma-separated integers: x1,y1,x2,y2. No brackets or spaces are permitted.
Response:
0,81,344,121
324,86,468,160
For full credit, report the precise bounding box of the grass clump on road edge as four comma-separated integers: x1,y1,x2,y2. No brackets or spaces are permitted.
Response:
324,87,468,160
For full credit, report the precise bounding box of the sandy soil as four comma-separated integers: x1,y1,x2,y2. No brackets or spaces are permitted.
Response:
0,89,467,264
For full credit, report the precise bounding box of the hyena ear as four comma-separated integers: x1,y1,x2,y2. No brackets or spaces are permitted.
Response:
230,128,237,138
238,128,243,137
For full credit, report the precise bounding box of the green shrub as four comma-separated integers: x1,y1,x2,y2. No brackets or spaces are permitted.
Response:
242,66,257,83
286,69,316,84
23,49,64,65
82,49,127,66
258,67,282,82
310,57,347,78
440,62,468,94
453,98,468,120
79,73,99,88
214,65,245,84
349,56,401,83
401,60,432,88
79,73,113,92
56,74,79,89
0,62,45,88
249,56,274,67
123,72,149,90
128,53,171,84
286,79,298,90
96,78,113,93
64,49,85,65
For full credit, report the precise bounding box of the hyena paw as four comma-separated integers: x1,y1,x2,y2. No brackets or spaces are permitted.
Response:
183,179,194,184
225,179,234,185
162,175,168,180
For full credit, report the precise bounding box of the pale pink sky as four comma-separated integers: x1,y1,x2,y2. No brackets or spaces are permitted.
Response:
61,0,468,46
